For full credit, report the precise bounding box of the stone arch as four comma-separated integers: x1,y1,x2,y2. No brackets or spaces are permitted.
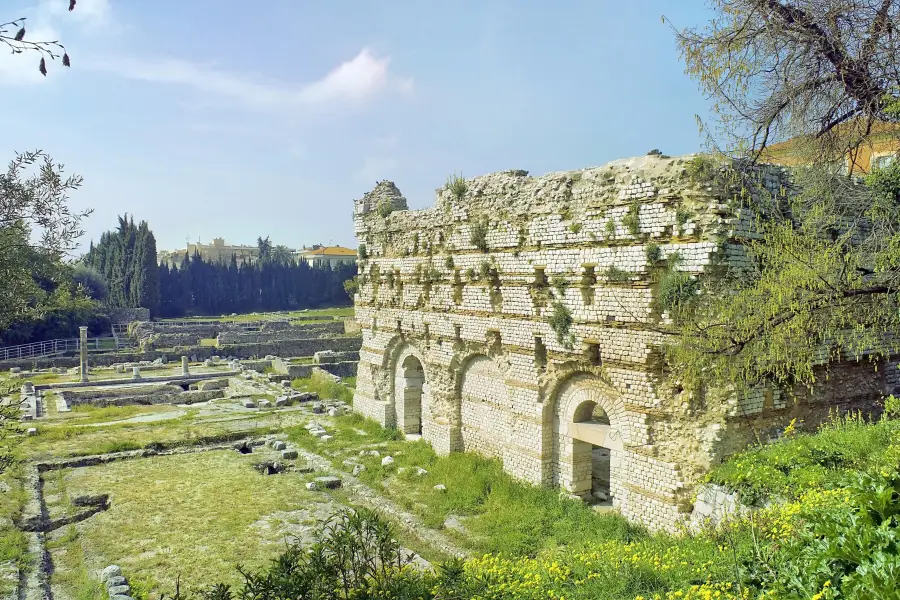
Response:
550,372,628,502
389,342,429,438
458,354,510,458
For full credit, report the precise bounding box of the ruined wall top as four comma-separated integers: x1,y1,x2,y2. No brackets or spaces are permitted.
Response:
353,153,787,258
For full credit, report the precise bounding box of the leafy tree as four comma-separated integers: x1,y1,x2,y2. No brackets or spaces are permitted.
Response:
660,1,900,394
0,151,89,331
666,163,900,390
84,215,161,316
71,263,108,301
672,0,900,163
256,236,272,262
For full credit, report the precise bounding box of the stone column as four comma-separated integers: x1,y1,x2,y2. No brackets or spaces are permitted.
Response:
79,326,89,383
132,366,141,380
181,356,189,376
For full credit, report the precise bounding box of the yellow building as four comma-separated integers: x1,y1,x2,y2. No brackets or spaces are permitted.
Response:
761,122,900,175
298,245,357,268
158,238,261,267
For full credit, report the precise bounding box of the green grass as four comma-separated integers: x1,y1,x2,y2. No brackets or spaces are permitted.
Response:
0,462,29,590
291,371,354,403
286,414,643,556
43,450,327,598
707,411,900,505
199,338,218,347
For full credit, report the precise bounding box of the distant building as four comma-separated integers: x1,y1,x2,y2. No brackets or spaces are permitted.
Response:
157,238,263,267
761,121,900,175
297,245,357,268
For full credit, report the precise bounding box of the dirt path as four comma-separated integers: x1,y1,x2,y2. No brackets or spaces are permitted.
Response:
293,447,468,558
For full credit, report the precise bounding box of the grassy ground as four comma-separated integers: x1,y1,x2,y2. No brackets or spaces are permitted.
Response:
22,403,289,462
0,463,29,596
707,410,900,504
286,412,643,557
43,450,331,599
291,372,354,403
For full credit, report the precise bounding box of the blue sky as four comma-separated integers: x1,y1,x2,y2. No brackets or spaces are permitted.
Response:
0,0,714,254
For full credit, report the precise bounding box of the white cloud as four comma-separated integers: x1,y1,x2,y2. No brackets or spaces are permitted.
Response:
86,48,414,112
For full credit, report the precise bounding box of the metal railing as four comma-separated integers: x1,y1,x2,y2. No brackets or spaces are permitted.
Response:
0,337,124,362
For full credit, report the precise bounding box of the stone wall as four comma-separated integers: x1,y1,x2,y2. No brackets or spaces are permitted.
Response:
271,358,359,379
0,336,363,371
216,321,345,344
107,308,150,324
351,154,896,531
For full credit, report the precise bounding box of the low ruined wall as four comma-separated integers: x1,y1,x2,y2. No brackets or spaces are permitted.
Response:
108,308,150,323
319,361,358,378
145,332,207,349
272,358,358,379
216,321,344,345
0,336,364,371
219,336,362,359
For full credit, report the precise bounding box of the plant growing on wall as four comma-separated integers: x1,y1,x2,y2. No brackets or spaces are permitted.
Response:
675,209,692,230
645,242,662,265
470,219,489,253
358,244,369,260
549,301,574,349
603,265,632,283
551,274,569,295
622,201,641,236
447,173,468,200
343,277,359,296
605,219,616,239
377,202,394,219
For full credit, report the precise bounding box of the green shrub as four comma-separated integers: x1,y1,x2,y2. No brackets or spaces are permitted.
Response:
622,202,641,236
357,244,369,260
569,223,582,234
551,274,569,295
603,265,631,283
342,277,359,296
645,243,661,264
605,219,616,239
655,270,698,313
685,154,718,182
470,219,489,252
707,412,899,505
377,202,394,218
444,254,454,269
290,370,354,403
675,208,692,229
549,302,573,349
447,173,468,200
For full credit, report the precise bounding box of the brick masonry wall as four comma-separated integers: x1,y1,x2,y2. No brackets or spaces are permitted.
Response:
350,155,846,531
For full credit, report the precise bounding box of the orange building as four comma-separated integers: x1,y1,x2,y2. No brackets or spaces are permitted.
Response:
761,122,900,175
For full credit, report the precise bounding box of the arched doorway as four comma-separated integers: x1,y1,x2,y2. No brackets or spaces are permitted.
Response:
395,354,424,436
552,374,625,507
572,401,614,505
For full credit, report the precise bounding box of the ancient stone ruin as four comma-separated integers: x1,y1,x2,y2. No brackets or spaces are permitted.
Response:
351,154,900,530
